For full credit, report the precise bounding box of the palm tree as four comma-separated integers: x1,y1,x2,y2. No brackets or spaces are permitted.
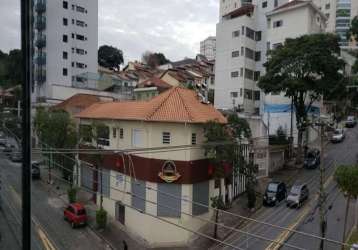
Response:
334,165,358,250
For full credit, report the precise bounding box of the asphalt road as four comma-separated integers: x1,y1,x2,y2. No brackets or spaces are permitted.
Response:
0,138,109,250
215,126,358,250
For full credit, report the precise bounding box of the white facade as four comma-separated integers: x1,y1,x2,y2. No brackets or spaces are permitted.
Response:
33,0,98,104
215,0,289,113
200,36,216,60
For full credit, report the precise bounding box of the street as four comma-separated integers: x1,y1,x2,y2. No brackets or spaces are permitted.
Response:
214,126,358,250
0,140,110,250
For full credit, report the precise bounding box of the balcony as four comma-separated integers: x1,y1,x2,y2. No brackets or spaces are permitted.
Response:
35,54,46,65
35,70,46,83
35,16,46,31
35,35,46,48
35,0,46,13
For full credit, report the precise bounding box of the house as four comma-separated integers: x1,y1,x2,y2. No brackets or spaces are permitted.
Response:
134,77,172,101
76,87,231,248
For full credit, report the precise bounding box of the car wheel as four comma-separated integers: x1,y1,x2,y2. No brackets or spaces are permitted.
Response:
71,221,75,228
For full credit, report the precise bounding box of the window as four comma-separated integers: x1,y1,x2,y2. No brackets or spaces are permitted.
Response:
79,125,92,143
254,91,261,101
113,128,117,138
241,46,244,55
246,27,255,40
72,19,75,24
71,62,74,67
255,31,262,41
76,20,85,27
119,128,124,139
326,13,330,19
76,6,85,13
325,3,330,9
240,68,243,77
273,20,283,28
232,51,240,57
63,18,68,26
244,89,253,100
232,30,240,37
62,51,68,59
272,43,283,49
240,88,243,97
255,51,261,61
230,92,238,98
267,41,271,51
132,180,146,211
191,133,197,145
262,1,267,8
162,132,171,144
63,34,68,42
245,48,254,60
62,68,68,76
76,48,85,55
231,71,239,78
157,184,181,218
76,62,86,69
254,71,260,81
63,1,68,9
71,33,75,39
76,34,85,41
274,0,278,7
97,126,110,146
241,26,245,35
244,68,254,80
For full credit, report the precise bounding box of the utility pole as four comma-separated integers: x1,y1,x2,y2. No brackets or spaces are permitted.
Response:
319,122,327,250
290,98,294,158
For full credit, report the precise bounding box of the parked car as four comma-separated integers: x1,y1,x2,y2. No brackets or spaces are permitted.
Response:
3,143,15,155
263,181,287,206
345,116,357,128
10,150,22,162
304,149,320,169
331,128,345,143
286,183,309,208
0,135,7,146
31,161,41,179
64,203,88,228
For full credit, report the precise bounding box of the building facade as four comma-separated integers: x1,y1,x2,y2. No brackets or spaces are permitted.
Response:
200,36,217,60
32,0,98,104
76,87,235,247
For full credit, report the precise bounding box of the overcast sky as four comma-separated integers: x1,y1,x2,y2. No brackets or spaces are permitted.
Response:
0,0,218,62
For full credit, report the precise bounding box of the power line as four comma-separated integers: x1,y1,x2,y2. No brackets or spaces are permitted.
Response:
45,150,350,249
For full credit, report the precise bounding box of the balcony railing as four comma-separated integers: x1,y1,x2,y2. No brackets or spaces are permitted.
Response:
35,0,46,13
35,35,46,48
35,16,46,30
35,54,46,65
35,70,46,83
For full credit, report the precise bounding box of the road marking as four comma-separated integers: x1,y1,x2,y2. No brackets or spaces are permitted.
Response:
37,227,57,250
265,175,335,250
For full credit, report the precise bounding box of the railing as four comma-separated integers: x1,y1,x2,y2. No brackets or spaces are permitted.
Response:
35,34,46,48
35,0,46,13
35,16,46,30
35,54,46,65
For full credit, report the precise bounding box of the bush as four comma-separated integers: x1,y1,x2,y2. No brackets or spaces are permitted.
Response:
96,208,107,229
67,187,77,203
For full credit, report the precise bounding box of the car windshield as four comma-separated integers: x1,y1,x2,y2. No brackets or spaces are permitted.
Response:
77,209,86,215
334,130,341,135
267,183,278,192
307,153,315,159
290,186,301,196
347,116,354,121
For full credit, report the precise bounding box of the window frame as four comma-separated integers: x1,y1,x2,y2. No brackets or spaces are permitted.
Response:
162,132,171,144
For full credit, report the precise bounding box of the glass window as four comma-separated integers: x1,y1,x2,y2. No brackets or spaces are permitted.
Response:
63,51,68,59
232,50,240,57
273,20,283,28
191,133,197,145
97,126,110,146
231,71,239,78
63,18,68,26
262,1,267,8
62,68,68,76
63,34,68,42
119,128,124,139
232,30,240,37
63,1,68,9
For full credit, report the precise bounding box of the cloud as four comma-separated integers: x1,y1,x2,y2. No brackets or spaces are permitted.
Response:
0,1,218,62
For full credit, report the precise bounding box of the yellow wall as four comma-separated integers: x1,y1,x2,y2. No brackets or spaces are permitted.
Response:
160,72,180,87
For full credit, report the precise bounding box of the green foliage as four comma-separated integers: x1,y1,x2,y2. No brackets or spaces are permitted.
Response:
67,187,77,203
98,45,124,71
335,165,358,199
211,195,225,209
142,51,170,68
227,114,251,142
348,16,358,41
96,208,108,229
0,49,22,88
269,126,289,145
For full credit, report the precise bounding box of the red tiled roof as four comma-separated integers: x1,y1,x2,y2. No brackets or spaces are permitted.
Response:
137,77,172,89
273,0,306,11
52,94,102,112
76,87,227,124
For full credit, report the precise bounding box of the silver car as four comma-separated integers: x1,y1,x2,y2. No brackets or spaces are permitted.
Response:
331,128,345,143
286,183,309,208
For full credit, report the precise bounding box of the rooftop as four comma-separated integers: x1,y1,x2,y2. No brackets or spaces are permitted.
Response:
76,87,227,124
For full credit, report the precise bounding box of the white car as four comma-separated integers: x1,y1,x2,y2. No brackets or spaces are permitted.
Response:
331,128,345,143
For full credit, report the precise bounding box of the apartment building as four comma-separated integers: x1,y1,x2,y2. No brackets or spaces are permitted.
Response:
199,36,216,60
215,0,289,113
32,0,98,104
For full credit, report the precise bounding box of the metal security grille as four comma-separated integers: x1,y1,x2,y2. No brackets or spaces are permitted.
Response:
192,181,209,215
131,180,146,211
98,169,110,197
81,163,94,191
157,183,181,218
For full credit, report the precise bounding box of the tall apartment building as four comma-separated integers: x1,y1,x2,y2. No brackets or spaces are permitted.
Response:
200,36,216,60
33,0,98,104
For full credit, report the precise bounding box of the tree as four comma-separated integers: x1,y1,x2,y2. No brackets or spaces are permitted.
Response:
334,165,358,250
142,51,170,68
203,120,236,239
0,49,22,88
34,108,77,182
98,45,124,71
227,113,251,144
258,33,344,163
347,16,358,41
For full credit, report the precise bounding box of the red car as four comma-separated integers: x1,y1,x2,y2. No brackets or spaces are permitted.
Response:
64,203,88,228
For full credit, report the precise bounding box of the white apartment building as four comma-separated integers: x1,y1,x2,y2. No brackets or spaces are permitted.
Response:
215,0,289,113
33,0,98,104
199,36,216,60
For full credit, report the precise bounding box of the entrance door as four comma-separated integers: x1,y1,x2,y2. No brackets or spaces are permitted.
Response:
116,201,125,225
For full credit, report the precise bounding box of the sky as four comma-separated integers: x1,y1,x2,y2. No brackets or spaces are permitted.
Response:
0,0,219,62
